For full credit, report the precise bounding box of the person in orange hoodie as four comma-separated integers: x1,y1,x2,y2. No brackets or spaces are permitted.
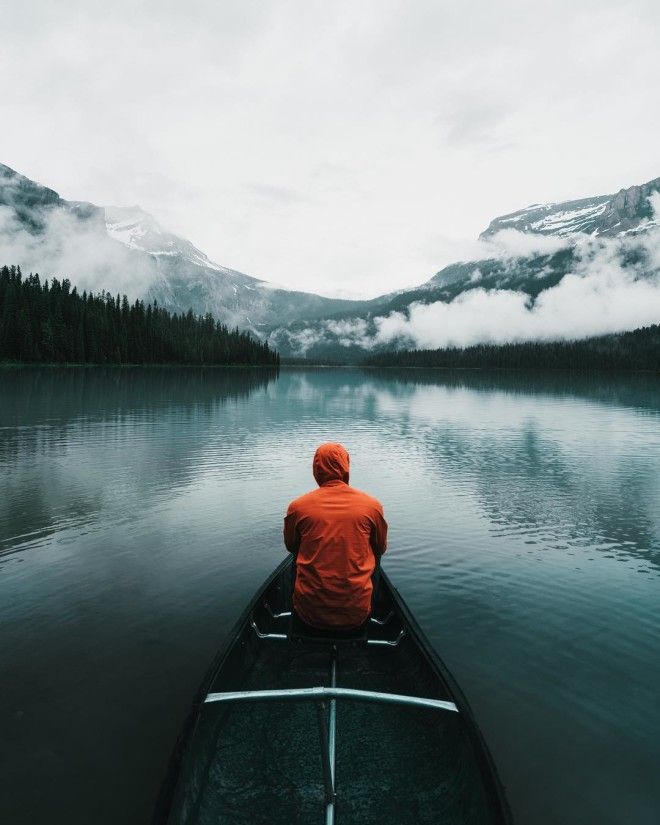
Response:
283,442,388,630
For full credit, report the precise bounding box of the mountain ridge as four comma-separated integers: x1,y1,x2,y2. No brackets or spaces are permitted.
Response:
1,163,659,361
266,175,660,360
480,177,660,239
0,162,367,331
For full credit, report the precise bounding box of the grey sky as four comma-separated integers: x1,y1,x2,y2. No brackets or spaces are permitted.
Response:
1,0,658,297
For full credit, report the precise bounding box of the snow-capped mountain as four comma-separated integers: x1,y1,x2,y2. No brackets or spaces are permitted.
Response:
2,163,658,360
481,177,660,238
266,175,660,360
104,205,224,267
0,163,364,330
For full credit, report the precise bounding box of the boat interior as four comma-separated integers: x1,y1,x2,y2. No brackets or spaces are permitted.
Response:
163,561,505,825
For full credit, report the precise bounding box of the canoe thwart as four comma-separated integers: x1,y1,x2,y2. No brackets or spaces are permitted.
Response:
204,685,459,714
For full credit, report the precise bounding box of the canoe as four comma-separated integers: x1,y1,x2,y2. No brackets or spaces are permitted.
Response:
153,557,511,825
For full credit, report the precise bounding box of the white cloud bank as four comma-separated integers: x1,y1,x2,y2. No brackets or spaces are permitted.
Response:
0,202,158,298
278,226,660,353
376,264,660,350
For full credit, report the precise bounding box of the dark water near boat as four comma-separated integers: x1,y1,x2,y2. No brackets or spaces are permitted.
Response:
1,366,659,825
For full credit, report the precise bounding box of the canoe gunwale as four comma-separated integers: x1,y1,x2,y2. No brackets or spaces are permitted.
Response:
150,557,292,825
379,567,514,824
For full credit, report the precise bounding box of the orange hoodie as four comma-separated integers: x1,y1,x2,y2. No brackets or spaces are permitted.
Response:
283,443,388,629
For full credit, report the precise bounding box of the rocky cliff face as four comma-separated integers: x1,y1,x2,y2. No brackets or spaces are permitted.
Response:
603,179,660,234
481,177,660,239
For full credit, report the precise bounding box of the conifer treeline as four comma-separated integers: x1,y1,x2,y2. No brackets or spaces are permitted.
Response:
0,265,279,366
363,325,660,371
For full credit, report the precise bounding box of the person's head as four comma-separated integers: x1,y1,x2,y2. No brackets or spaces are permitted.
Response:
313,442,350,486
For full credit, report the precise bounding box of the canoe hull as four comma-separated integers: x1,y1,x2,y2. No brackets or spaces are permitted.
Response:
154,557,511,825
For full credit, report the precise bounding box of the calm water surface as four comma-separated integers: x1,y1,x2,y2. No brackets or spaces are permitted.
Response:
1,367,659,824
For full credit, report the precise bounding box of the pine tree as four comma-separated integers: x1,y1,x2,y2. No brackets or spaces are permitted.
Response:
0,264,279,367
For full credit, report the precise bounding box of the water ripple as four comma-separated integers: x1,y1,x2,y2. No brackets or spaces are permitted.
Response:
1,366,659,825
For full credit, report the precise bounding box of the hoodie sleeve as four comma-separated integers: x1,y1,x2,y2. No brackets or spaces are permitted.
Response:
370,502,388,557
283,501,300,554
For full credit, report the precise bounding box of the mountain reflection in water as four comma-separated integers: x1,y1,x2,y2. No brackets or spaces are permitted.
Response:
0,367,278,557
1,366,658,825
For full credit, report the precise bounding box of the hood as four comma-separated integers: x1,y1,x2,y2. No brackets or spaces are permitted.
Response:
313,442,350,486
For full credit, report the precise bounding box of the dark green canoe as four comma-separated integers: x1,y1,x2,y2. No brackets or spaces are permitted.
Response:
153,557,512,825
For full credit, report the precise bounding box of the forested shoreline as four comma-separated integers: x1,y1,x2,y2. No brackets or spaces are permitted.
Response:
2,262,658,371
0,265,279,366
363,325,660,371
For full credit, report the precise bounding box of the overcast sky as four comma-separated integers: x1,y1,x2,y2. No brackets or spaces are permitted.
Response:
1,1,658,298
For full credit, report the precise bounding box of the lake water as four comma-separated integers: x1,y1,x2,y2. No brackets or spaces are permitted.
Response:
1,366,659,825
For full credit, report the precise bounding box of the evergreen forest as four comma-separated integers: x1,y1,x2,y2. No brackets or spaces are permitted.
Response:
363,325,660,371
0,265,279,366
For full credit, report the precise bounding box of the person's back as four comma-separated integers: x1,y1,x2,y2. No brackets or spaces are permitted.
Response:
283,442,387,629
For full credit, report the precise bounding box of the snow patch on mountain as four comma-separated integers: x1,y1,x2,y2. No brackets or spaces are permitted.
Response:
104,205,232,273
481,196,612,239
482,178,660,240
529,202,610,235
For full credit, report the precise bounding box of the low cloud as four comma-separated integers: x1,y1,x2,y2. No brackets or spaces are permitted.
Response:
276,226,660,354
383,231,660,349
483,228,570,258
375,270,660,350
0,195,159,298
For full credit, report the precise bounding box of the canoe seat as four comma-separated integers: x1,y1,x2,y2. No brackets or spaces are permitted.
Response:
288,611,369,645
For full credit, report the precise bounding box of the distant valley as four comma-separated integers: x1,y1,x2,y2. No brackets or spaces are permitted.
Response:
1,163,659,362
